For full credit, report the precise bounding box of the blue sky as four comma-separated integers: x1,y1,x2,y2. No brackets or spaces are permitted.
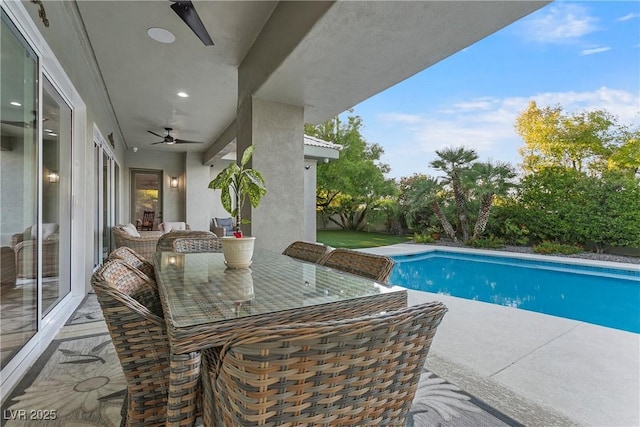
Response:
350,1,640,179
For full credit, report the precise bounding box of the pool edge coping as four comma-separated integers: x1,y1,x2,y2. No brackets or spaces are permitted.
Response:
361,243,640,272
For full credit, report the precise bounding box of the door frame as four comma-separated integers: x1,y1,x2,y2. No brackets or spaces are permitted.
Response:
130,169,163,231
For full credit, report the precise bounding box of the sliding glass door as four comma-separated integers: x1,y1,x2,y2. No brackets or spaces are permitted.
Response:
0,9,39,369
0,10,72,369
41,76,72,316
93,136,119,268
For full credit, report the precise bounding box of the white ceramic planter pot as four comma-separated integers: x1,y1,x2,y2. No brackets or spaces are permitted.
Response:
221,236,255,268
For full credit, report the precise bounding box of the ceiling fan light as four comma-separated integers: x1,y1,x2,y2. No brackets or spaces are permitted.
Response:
147,27,176,44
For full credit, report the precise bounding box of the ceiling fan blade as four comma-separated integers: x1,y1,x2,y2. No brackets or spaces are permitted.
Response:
175,139,204,144
150,141,166,145
148,130,165,138
170,1,214,46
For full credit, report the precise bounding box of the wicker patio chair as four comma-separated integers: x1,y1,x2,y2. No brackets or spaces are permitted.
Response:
156,230,218,252
318,248,395,283
200,301,447,427
172,236,222,253
282,240,332,263
91,259,199,426
112,224,163,261
108,246,155,280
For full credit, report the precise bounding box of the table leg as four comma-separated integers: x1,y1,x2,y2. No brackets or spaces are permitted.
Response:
166,351,202,426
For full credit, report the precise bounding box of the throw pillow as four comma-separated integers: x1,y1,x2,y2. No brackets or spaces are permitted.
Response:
30,223,59,240
122,223,140,237
163,222,187,232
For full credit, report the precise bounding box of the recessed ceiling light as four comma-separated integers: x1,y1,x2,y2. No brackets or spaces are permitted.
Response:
147,27,175,44
10,101,22,107
48,133,57,136
177,92,189,98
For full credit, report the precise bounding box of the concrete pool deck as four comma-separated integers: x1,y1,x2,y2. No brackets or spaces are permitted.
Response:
363,243,640,427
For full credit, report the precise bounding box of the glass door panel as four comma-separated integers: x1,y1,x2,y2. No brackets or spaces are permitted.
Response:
102,151,110,260
0,10,39,369
41,76,72,316
131,170,162,231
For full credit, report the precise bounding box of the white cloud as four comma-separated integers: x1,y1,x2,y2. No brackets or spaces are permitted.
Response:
379,112,423,124
378,87,639,179
617,13,639,22
580,46,611,56
519,3,599,44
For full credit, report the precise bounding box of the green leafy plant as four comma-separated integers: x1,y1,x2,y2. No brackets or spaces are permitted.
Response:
467,235,505,249
413,232,435,244
533,241,583,255
208,145,266,236
503,218,530,246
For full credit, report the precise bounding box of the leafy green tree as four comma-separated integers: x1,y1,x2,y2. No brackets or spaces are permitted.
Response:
463,161,516,239
515,101,638,176
306,113,396,230
430,147,478,242
399,174,456,239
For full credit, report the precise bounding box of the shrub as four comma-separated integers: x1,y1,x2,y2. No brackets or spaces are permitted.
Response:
413,232,435,244
533,241,583,255
503,218,530,246
467,235,505,249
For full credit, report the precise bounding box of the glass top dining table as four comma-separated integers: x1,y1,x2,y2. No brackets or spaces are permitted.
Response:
153,248,407,426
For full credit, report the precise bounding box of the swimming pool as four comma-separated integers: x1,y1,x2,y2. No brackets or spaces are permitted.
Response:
390,250,640,333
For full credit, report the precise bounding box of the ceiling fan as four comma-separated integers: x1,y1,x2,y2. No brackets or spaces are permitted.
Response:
148,128,204,145
170,0,214,46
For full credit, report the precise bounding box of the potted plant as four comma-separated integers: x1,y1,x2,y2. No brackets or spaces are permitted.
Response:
208,145,266,268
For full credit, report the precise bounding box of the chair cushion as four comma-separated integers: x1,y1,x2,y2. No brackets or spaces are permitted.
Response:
122,223,140,237
214,217,234,234
30,223,58,240
162,222,187,232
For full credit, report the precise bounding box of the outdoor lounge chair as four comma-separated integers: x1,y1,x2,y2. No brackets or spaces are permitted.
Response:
112,224,163,261
282,240,332,263
200,301,447,427
318,248,395,283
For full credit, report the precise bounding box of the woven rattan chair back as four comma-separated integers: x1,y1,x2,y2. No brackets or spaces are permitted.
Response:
201,301,447,427
318,248,395,283
108,246,155,280
91,259,172,426
172,237,222,253
156,230,218,252
282,240,332,263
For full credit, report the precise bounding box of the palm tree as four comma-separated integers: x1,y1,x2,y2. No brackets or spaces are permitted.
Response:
430,147,478,242
464,161,516,239
405,176,456,240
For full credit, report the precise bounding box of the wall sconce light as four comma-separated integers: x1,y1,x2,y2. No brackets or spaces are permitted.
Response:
48,171,59,183
168,255,177,266
170,176,178,188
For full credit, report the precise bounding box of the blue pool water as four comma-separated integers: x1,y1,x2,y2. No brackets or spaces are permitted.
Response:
390,251,640,333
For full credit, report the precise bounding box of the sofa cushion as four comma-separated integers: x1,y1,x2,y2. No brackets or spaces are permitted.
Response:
122,223,140,237
30,223,59,241
214,217,234,234
162,222,187,233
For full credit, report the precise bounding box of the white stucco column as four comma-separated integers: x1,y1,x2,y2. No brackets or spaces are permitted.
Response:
236,96,304,252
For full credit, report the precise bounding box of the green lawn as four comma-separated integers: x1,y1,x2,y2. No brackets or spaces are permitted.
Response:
316,230,412,249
